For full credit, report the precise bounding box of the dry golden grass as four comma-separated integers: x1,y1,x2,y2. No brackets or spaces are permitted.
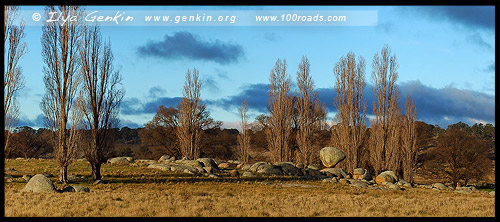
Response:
4,159,495,217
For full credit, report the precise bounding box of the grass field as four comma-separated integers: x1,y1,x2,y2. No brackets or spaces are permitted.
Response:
3,159,495,217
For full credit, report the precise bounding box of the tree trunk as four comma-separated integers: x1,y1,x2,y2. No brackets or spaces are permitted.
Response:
60,165,68,184
91,162,102,181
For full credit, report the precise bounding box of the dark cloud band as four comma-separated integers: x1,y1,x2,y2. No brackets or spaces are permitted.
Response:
137,31,244,65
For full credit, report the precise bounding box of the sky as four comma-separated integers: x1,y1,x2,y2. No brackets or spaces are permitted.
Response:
10,5,495,130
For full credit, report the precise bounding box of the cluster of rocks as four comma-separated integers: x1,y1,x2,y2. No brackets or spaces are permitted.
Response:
103,150,494,196
9,146,495,196
107,156,135,165
240,161,323,179
415,182,494,195
144,156,222,176
321,169,412,191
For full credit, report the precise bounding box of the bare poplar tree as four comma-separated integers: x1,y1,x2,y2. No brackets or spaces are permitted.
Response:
237,99,251,163
4,6,27,155
40,6,84,183
267,58,294,162
176,68,221,159
369,45,401,175
295,56,326,165
330,52,367,173
401,94,417,183
79,24,124,181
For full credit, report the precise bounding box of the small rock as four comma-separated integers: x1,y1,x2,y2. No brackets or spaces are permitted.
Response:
148,163,172,171
229,170,239,177
4,175,14,182
107,157,131,165
61,186,75,192
62,186,90,193
322,178,336,183
397,179,413,188
158,155,171,162
22,175,32,182
74,186,90,192
208,174,220,178
459,186,478,192
242,172,255,178
218,162,231,169
382,182,401,190
489,191,495,196
135,159,156,166
353,168,372,181
432,183,450,190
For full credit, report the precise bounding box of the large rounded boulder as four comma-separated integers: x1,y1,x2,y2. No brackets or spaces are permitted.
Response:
21,174,56,193
275,162,303,176
248,162,269,172
375,171,399,184
257,164,283,175
197,158,219,169
319,147,346,168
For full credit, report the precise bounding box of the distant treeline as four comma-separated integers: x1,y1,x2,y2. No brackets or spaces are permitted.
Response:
5,120,495,162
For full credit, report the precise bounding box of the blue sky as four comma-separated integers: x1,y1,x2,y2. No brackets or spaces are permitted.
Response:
12,5,495,130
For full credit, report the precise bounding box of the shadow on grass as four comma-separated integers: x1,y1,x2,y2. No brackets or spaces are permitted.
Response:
84,175,317,185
